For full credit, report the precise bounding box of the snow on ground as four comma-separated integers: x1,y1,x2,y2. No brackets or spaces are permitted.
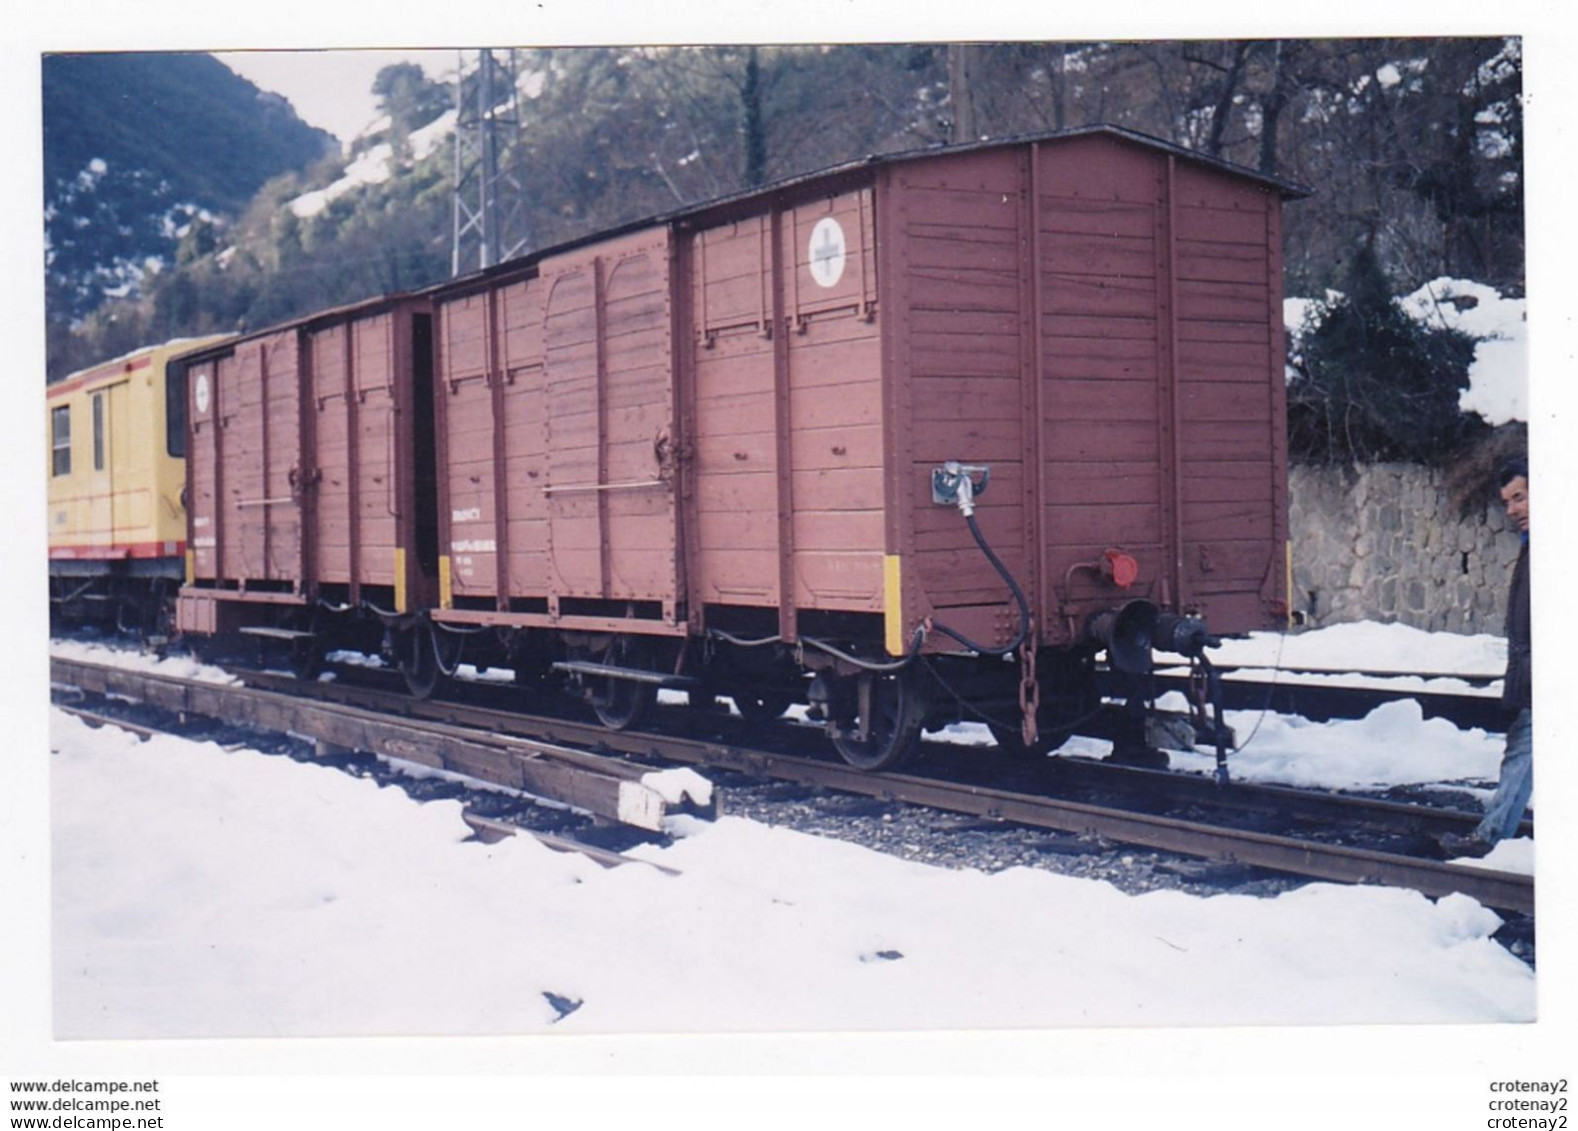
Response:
933,622,1517,797
1156,621,1507,701
50,637,239,684
1192,619,1507,676
48,621,1536,1039
1169,696,1510,794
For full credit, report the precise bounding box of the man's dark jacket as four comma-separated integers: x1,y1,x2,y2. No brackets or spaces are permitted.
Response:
1503,540,1531,716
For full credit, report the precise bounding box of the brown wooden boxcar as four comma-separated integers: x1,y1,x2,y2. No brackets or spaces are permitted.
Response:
419,126,1302,768
174,125,1300,770
174,295,440,675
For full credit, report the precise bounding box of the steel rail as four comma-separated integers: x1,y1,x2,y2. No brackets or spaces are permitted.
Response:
55,693,682,873
49,657,689,832
55,703,167,741
214,663,1539,913
1035,755,1535,842
52,656,1534,914
655,734,1535,915
1166,661,1501,685
1140,670,1506,731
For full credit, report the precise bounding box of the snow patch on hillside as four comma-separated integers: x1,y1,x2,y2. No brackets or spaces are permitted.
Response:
290,109,457,219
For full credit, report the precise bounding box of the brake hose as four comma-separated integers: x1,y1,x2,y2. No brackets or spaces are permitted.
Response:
710,506,1028,665
710,625,929,673
929,511,1032,658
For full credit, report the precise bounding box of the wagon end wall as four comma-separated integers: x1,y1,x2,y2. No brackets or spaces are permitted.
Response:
885,135,1289,653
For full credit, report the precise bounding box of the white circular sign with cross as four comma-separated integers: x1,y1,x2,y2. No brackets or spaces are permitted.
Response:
808,216,847,288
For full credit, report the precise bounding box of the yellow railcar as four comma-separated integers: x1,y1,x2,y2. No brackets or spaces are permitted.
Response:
47,336,230,634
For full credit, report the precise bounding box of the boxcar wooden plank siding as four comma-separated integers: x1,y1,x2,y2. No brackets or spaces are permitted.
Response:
693,341,774,397
911,332,1022,378
179,128,1291,656
522,229,682,609
442,276,534,604
1035,140,1165,635
221,338,296,583
1041,337,1158,383
308,327,353,585
186,357,220,580
695,216,772,335
213,349,252,581
682,189,887,617
176,295,435,637
1168,164,1282,622
1175,242,1270,286
889,148,1034,641
783,317,886,611
695,466,777,510
1039,232,1159,280
259,336,302,582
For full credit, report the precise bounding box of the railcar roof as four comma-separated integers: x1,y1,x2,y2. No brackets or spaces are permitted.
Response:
165,292,425,365
167,123,1312,356
436,123,1312,295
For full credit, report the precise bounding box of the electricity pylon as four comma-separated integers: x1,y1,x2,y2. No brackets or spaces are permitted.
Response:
451,49,531,275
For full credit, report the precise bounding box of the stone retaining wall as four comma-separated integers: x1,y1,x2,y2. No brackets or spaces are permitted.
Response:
1289,463,1522,634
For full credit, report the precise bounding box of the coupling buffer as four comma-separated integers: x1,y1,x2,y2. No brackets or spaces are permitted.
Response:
931,461,991,517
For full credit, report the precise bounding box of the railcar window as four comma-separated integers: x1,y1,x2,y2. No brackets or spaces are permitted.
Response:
51,405,71,477
165,362,186,458
92,393,105,471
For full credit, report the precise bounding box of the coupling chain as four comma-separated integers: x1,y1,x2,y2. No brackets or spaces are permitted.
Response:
1187,655,1208,728
1018,628,1040,747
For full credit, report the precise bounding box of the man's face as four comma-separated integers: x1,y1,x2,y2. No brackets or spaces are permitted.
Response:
1501,475,1530,533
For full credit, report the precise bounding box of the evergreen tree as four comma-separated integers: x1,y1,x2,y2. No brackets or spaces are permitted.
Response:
1288,244,1485,465
371,62,451,159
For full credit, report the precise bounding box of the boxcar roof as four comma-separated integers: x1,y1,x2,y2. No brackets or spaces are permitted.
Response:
434,123,1312,297
164,124,1312,351
166,292,426,366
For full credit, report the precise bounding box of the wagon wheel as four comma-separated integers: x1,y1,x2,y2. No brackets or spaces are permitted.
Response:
141,578,177,653
830,668,926,772
734,690,795,726
399,620,442,700
588,636,656,731
289,633,325,682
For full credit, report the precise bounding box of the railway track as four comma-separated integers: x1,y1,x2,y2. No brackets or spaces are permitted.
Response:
50,693,692,876
49,653,1534,914
1141,666,1505,730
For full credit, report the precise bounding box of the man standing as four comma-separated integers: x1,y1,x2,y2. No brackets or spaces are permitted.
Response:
1441,459,1532,858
